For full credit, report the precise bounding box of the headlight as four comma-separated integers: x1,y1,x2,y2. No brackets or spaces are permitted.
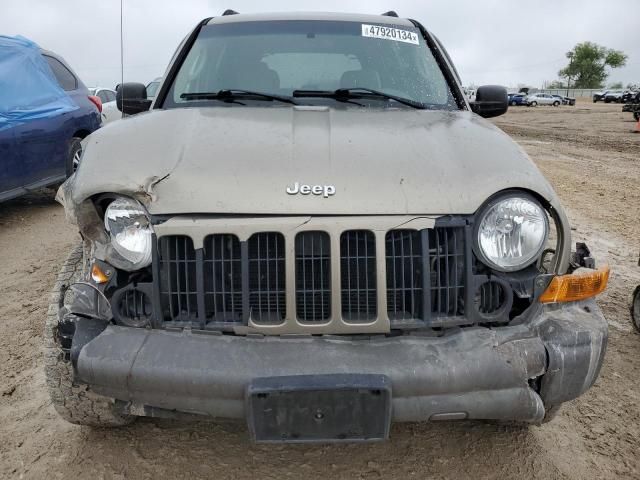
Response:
475,195,549,272
104,197,154,268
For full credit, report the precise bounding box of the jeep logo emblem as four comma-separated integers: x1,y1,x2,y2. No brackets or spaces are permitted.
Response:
286,182,336,198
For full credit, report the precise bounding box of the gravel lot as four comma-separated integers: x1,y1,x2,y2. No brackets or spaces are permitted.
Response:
1,102,639,479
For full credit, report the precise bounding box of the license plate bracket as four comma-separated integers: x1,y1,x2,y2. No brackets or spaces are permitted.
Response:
246,374,392,443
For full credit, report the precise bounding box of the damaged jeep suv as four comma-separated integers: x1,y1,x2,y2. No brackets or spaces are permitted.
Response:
50,11,610,441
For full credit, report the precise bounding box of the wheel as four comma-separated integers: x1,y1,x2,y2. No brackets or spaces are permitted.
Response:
593,98,597,103
553,101,560,107
632,286,640,333
44,244,134,427
510,101,516,106
634,112,640,121
530,101,537,107
65,137,83,176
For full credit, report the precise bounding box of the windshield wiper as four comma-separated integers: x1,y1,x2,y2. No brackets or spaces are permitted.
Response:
292,88,425,109
180,89,298,105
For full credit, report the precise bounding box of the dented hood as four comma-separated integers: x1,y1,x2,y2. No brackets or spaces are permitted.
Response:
69,106,557,215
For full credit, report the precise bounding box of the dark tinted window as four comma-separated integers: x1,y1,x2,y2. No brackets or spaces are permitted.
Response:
44,55,77,91
105,91,116,102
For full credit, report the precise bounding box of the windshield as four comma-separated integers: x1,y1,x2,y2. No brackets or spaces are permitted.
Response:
164,20,457,109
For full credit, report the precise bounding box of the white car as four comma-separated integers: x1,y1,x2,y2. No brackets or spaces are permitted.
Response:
526,93,561,107
89,87,116,105
89,87,121,124
100,100,123,124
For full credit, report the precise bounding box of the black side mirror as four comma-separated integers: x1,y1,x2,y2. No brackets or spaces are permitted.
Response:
116,82,152,115
470,85,508,118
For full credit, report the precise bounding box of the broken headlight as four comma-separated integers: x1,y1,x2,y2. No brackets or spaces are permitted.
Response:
104,197,154,269
474,195,548,272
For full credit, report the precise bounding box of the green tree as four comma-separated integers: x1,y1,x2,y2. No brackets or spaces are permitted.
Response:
608,81,623,89
559,42,627,89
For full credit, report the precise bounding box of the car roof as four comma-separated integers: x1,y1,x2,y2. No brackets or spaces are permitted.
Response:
206,11,416,27
39,48,87,91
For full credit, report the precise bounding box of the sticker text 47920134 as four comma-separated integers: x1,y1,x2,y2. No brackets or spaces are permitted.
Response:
361,24,420,45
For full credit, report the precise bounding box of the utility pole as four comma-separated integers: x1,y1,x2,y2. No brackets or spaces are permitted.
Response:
566,51,574,97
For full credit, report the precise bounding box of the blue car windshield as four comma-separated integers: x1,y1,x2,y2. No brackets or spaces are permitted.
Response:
164,20,457,109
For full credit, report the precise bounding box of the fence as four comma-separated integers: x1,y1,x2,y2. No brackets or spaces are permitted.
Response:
529,89,602,99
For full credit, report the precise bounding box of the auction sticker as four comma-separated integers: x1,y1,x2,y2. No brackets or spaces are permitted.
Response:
361,24,419,45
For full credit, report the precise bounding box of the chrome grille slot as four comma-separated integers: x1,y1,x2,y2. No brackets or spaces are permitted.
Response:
248,232,286,324
203,234,243,323
295,231,331,322
341,230,377,322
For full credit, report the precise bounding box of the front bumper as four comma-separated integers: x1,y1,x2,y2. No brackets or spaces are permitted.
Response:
74,299,607,424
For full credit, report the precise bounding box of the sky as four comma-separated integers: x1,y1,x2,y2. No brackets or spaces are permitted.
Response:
2,0,639,89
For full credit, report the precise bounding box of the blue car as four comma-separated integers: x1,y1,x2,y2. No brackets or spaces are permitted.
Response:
0,37,101,203
507,93,527,106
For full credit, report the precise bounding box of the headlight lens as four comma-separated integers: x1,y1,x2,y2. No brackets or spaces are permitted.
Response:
476,196,549,272
104,197,154,268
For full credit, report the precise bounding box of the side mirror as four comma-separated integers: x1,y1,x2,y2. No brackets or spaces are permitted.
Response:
116,82,152,115
470,85,508,118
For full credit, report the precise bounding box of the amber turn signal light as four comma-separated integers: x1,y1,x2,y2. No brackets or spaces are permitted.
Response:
539,265,610,304
91,263,110,284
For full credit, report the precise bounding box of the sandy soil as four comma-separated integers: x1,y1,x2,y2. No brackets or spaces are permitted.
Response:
1,102,639,479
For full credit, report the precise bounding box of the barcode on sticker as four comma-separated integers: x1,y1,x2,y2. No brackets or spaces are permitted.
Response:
361,24,420,45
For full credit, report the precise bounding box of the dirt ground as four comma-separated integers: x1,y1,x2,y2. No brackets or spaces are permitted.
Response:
1,102,639,479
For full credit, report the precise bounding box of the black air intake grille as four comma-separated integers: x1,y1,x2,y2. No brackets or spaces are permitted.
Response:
248,232,286,324
295,231,331,322
158,235,198,321
203,234,243,323
385,226,466,323
385,230,423,320
430,227,466,317
341,230,377,322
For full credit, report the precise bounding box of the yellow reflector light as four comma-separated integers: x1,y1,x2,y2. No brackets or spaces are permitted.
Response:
539,265,610,304
91,263,110,284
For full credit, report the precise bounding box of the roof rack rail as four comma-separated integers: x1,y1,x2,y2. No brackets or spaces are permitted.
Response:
381,11,399,17
222,9,239,16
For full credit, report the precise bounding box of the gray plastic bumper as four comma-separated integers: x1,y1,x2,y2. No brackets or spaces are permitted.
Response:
75,299,607,423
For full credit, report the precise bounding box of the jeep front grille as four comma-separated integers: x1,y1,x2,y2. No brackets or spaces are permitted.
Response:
151,217,512,334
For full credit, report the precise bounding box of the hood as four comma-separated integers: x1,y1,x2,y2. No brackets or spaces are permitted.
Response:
69,106,557,215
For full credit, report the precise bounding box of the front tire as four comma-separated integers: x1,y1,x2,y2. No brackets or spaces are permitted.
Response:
44,244,134,427
529,101,537,107
553,101,560,107
65,137,83,177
